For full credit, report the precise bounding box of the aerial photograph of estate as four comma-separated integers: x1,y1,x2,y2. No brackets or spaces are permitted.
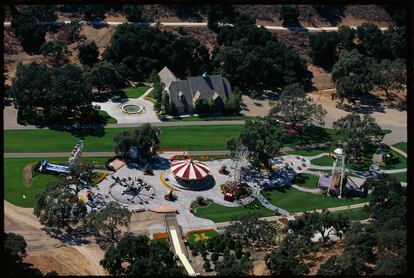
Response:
3,3,408,276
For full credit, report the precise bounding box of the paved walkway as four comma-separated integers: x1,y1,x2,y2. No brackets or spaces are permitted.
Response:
92,87,160,124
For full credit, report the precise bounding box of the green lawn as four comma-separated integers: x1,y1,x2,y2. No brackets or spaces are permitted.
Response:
388,172,407,183
291,173,319,189
98,110,117,124
4,157,110,207
330,207,370,221
193,199,274,223
261,186,370,213
163,115,259,122
4,125,244,153
392,142,407,153
310,155,334,166
380,150,407,170
286,146,334,156
123,86,149,99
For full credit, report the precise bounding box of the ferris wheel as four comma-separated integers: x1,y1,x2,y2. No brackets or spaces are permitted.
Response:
228,145,250,184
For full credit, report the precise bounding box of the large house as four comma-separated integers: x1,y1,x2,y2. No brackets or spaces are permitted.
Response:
158,66,233,114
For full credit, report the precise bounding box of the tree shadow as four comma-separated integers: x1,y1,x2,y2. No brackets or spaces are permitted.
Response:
315,5,345,26
167,5,204,22
42,226,91,246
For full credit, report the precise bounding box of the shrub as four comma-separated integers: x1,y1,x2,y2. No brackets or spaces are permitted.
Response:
203,260,211,272
211,252,219,262
235,248,243,259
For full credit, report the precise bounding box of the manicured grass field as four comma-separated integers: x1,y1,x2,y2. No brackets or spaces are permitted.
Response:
292,173,319,189
4,125,244,153
330,207,370,221
163,115,259,122
193,199,274,223
261,186,370,213
380,150,407,170
286,146,334,156
4,157,110,208
123,86,149,99
310,155,334,166
388,172,407,183
392,142,407,153
98,110,117,124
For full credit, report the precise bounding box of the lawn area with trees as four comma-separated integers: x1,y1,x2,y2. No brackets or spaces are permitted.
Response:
98,110,117,124
291,173,320,188
286,145,335,156
261,186,370,213
193,199,274,223
4,157,109,207
380,149,407,170
330,208,370,221
388,172,407,183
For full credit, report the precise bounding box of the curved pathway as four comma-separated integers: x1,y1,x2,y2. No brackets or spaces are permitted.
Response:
291,184,322,194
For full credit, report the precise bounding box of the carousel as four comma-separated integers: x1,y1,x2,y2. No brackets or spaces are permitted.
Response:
167,159,214,190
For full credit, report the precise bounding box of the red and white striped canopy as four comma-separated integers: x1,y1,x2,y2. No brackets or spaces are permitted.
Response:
171,159,210,181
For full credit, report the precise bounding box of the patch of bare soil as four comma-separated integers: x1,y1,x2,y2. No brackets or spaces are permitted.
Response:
24,247,94,276
81,25,116,51
308,64,334,91
162,27,218,52
23,164,32,186
343,5,392,27
306,240,344,275
128,211,167,234
240,95,271,117
253,259,270,275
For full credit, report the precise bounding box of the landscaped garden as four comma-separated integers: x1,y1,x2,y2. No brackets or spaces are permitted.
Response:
4,157,109,207
187,231,220,246
122,86,149,99
261,186,371,213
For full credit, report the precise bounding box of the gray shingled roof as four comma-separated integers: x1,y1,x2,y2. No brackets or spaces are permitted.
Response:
158,66,178,88
167,74,232,109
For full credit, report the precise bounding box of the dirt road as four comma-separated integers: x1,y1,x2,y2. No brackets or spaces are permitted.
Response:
4,201,106,276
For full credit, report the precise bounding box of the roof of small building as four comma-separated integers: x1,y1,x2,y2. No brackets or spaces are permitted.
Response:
158,66,178,88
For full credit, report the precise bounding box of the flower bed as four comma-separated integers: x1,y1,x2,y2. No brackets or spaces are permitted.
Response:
153,232,169,239
186,228,217,238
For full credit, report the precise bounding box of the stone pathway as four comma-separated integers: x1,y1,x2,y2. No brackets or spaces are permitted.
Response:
291,184,322,194
92,87,160,123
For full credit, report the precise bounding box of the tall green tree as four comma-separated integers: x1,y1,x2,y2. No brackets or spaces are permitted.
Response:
83,61,126,94
78,41,100,67
267,83,326,131
288,209,351,242
309,31,339,69
214,254,252,276
279,5,300,26
123,5,143,22
227,119,283,169
113,124,160,161
331,49,374,103
100,234,183,276
40,40,69,66
371,59,406,99
86,201,131,242
48,64,93,120
34,183,87,233
11,13,46,53
65,20,85,43
212,23,312,92
333,112,382,161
